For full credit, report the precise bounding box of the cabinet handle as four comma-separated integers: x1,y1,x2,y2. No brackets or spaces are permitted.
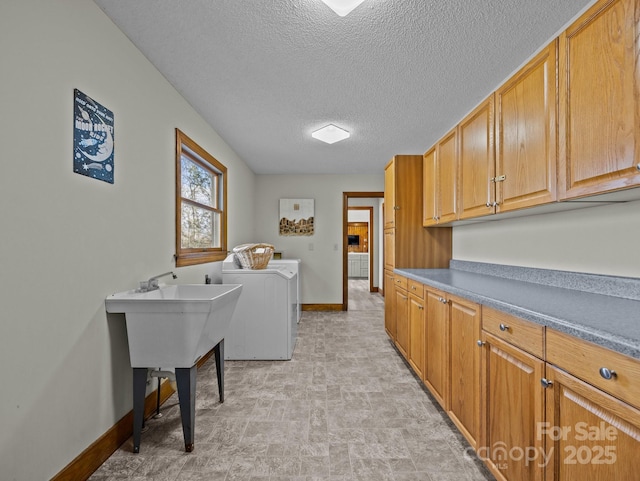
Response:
485,201,499,207
636,164,640,171
541,378,553,388
499,323,510,332
438,297,448,304
418,305,424,310
477,340,486,347
394,206,400,210
411,286,416,290
599,367,617,380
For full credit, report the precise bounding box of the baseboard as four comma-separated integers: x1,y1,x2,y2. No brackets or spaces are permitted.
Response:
302,303,343,311
51,350,215,481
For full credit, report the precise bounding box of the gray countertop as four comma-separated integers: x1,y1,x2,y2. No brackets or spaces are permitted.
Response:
395,267,640,360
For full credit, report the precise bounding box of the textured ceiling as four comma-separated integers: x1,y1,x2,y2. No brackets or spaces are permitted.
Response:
93,0,593,175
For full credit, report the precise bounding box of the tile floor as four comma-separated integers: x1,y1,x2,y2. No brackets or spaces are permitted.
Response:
89,287,494,481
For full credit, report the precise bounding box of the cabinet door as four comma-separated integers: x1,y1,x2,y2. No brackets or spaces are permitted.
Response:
424,289,450,409
459,95,495,219
496,41,557,212
448,296,481,450
558,0,640,199
480,332,545,481
383,228,395,271
394,286,409,359
360,257,369,278
437,128,459,224
544,364,640,481
408,293,425,379
384,270,396,340
423,147,438,226
384,159,396,228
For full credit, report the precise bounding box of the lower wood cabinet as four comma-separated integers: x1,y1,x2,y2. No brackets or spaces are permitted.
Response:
543,328,640,481
480,331,545,481
424,288,451,409
385,279,640,481
384,270,396,339
424,288,481,449
393,275,409,359
543,364,640,481
408,283,425,379
448,295,481,450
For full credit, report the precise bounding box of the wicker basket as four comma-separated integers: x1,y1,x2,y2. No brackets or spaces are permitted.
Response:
232,243,275,269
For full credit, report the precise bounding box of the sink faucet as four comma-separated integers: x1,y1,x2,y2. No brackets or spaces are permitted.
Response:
145,271,177,290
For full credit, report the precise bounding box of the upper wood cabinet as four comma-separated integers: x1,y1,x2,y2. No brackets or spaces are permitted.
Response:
423,129,459,226
496,41,557,211
422,147,438,226
384,160,396,228
459,96,496,219
437,128,459,223
384,155,452,269
424,129,459,226
558,0,640,199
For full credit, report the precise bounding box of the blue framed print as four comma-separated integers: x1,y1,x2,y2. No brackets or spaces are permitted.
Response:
73,89,114,184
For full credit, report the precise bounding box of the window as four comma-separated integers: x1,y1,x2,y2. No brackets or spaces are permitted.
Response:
175,128,227,266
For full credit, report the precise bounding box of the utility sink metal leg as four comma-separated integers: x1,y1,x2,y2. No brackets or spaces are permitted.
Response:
132,368,148,453
214,339,224,403
175,365,197,452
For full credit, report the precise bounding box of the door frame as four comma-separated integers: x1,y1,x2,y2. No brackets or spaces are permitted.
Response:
342,191,384,311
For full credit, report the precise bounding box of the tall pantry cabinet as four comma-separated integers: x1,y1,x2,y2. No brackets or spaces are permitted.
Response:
383,154,452,341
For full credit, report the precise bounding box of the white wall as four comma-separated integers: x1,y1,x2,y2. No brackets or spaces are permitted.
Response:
348,209,370,222
254,175,384,304
0,1,256,479
453,199,640,277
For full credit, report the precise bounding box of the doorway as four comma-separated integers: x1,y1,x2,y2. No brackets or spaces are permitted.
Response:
342,191,384,310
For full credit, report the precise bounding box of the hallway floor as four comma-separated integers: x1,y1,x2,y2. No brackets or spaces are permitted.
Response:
89,285,493,481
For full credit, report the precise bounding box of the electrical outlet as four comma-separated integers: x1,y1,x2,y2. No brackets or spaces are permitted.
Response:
308,243,314,251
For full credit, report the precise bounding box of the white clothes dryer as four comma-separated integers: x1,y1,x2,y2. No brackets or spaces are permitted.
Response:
268,258,301,322
222,255,298,360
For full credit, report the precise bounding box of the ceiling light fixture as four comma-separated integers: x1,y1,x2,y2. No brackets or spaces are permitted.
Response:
312,124,351,144
320,0,366,17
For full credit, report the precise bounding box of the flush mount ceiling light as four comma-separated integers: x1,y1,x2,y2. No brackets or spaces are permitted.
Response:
311,124,351,144
320,0,366,17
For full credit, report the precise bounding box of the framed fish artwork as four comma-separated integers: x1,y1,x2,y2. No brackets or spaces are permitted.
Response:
73,89,114,184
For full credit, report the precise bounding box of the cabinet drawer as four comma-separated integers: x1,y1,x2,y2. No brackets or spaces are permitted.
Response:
482,306,544,358
546,329,640,410
407,279,423,298
393,274,408,290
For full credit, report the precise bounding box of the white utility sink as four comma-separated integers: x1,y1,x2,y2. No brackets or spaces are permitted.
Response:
106,283,242,453
105,284,242,368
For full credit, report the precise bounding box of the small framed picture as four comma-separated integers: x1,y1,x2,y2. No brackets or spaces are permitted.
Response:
279,198,314,236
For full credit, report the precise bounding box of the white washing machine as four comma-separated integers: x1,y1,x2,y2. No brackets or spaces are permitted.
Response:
268,258,301,322
222,254,298,360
